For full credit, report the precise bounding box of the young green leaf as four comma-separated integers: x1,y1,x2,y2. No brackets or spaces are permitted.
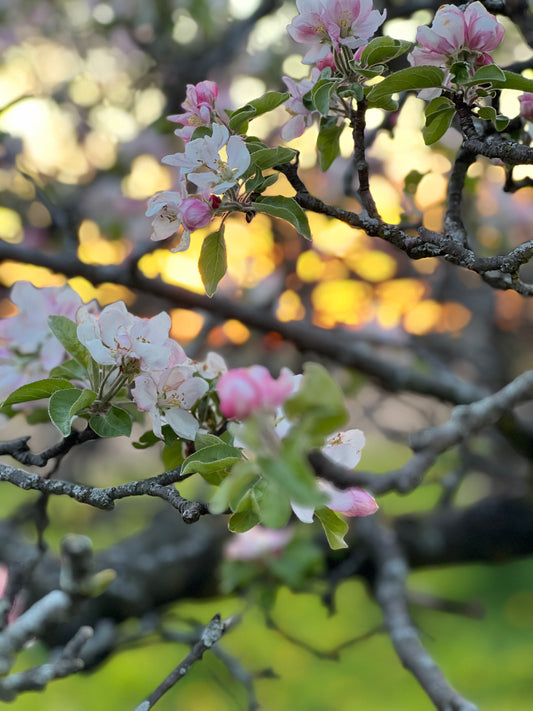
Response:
315,507,349,549
422,96,455,145
49,388,97,436
89,406,132,438
360,37,412,67
311,78,338,116
366,66,445,108
229,509,261,533
48,315,91,367
316,116,345,171
252,195,311,239
199,229,227,297
2,378,75,407
229,91,289,133
250,146,297,170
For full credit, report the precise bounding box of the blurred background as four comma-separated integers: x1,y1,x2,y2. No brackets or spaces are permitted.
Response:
2,0,533,709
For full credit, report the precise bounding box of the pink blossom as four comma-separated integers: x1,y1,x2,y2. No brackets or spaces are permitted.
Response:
146,189,213,252
519,93,533,122
76,301,186,374
0,564,25,624
291,428,377,522
224,526,293,561
408,2,504,71
217,365,294,419
132,365,208,439
0,282,86,400
167,81,220,142
281,74,319,141
287,0,385,64
163,124,250,196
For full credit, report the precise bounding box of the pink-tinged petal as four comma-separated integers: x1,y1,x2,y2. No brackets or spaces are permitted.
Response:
224,526,293,560
323,428,365,468
177,376,209,409
323,482,378,517
132,374,158,411
281,114,307,141
164,407,199,440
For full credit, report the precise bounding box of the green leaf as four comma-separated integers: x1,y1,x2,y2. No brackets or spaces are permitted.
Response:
259,438,323,508
316,116,345,171
252,195,311,239
477,106,509,131
89,406,132,438
162,440,185,470
181,442,243,485
49,388,97,436
49,359,88,381
209,461,259,514
422,96,455,145
250,146,297,170
2,378,75,407
488,70,533,93
311,78,338,115
132,430,161,449
245,172,279,195
48,315,91,367
252,481,292,529
229,91,289,133
360,37,412,67
199,228,227,297
467,64,507,85
229,509,261,533
315,507,349,549
366,66,445,108
450,61,470,85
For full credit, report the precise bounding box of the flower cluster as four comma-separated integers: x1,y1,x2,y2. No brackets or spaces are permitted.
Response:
408,2,504,94
287,0,386,65
0,281,86,401
167,80,222,143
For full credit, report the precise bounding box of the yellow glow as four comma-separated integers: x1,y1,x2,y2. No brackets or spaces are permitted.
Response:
230,77,267,108
84,132,117,170
78,219,129,265
284,124,318,170
282,55,310,80
296,250,325,282
276,290,305,322
0,263,65,287
225,215,276,289
403,299,442,335
139,235,206,293
369,175,402,223
122,154,173,200
412,258,439,274
423,206,445,232
223,320,250,345
437,302,471,333
0,53,36,106
311,280,373,328
351,250,397,282
90,105,138,142
134,87,166,127
0,207,23,242
67,277,135,306
308,212,362,256
415,173,447,210
375,278,427,328
169,309,204,344
69,74,102,106
172,13,199,44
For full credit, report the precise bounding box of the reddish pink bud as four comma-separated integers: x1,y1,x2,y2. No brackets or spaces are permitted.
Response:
209,194,222,209
179,198,212,231
217,365,293,419
519,93,533,122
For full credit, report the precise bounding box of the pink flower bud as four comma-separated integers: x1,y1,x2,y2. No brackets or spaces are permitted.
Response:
217,365,293,419
179,198,213,232
519,93,533,122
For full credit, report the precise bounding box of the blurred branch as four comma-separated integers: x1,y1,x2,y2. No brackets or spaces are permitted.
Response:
357,515,479,711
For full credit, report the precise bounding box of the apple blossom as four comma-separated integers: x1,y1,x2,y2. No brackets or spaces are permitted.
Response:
76,301,186,375
408,2,504,73
163,123,251,196
132,365,208,440
290,428,378,522
519,93,533,122
287,0,385,64
167,80,220,142
0,282,86,400
146,187,213,252
224,526,294,561
217,365,294,420
281,74,320,141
